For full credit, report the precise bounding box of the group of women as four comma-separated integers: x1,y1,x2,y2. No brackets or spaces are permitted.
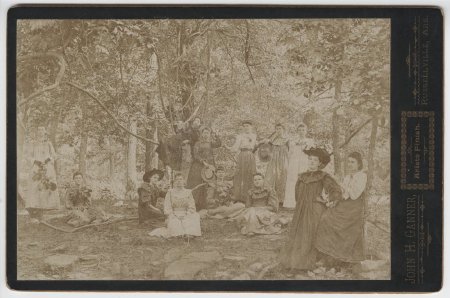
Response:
23,119,369,273
160,118,315,211
147,118,369,271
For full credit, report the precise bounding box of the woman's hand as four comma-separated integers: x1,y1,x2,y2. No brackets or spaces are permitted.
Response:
326,201,337,208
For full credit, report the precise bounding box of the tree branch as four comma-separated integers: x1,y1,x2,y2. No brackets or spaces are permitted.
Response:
66,81,159,145
18,52,67,108
339,117,372,148
244,20,255,84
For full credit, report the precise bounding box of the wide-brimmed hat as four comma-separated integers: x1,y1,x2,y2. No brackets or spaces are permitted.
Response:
303,147,331,167
143,169,164,182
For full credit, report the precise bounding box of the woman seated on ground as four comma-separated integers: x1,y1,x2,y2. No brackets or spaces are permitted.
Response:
137,169,166,224
149,173,201,239
65,171,109,227
206,166,245,219
234,173,281,235
315,152,367,266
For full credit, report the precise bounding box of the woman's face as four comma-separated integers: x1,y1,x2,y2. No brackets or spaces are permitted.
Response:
307,155,321,171
216,170,225,180
202,129,211,140
37,127,46,141
193,118,201,128
275,125,284,135
149,174,160,185
242,123,252,133
297,126,307,137
348,157,359,173
253,175,264,188
74,174,83,186
173,176,185,188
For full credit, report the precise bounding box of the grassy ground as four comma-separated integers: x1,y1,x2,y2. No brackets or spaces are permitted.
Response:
17,197,390,281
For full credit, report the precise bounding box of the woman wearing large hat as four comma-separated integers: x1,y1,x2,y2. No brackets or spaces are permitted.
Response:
280,147,342,271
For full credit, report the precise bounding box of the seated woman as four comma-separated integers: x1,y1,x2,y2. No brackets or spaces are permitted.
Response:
65,171,108,227
149,173,201,239
234,173,281,235
206,166,245,219
315,152,367,265
137,169,166,224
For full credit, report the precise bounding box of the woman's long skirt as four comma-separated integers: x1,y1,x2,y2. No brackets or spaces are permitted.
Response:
283,148,308,208
186,161,207,210
233,150,256,203
315,198,365,263
264,146,288,204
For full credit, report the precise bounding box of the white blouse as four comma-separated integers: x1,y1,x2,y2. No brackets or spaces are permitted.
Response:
341,171,367,200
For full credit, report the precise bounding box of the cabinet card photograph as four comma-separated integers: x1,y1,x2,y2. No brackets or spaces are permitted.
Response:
7,6,443,293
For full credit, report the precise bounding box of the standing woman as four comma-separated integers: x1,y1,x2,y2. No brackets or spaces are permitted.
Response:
227,120,257,203
283,123,315,209
263,123,289,206
185,117,202,150
280,148,342,271
315,152,367,264
26,126,60,222
186,127,221,210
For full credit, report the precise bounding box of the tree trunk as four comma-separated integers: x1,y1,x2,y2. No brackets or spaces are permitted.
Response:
106,135,115,181
127,118,137,185
343,120,351,175
48,108,60,174
145,97,156,172
362,115,379,257
367,116,379,190
201,31,211,118
331,80,343,178
79,111,88,176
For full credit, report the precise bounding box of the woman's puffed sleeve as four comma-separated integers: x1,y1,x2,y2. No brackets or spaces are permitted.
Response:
323,174,343,202
346,172,367,200
48,142,57,160
163,191,173,215
230,134,241,152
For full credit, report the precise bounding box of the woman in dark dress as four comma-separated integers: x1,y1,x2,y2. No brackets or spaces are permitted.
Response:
280,148,342,271
315,152,367,264
234,173,281,235
186,127,221,210
137,169,166,224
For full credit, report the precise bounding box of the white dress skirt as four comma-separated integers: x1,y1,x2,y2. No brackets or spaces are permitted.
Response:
149,188,201,238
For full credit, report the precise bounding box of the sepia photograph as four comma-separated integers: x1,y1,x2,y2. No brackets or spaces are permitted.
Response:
15,18,391,281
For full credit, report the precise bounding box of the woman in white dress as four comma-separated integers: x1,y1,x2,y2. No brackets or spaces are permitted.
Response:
150,173,201,238
283,123,314,209
26,127,60,221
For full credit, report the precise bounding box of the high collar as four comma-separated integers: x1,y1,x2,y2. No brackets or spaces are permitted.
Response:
298,170,328,183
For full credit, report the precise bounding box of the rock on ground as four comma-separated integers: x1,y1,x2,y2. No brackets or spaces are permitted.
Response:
164,251,222,280
44,254,79,271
